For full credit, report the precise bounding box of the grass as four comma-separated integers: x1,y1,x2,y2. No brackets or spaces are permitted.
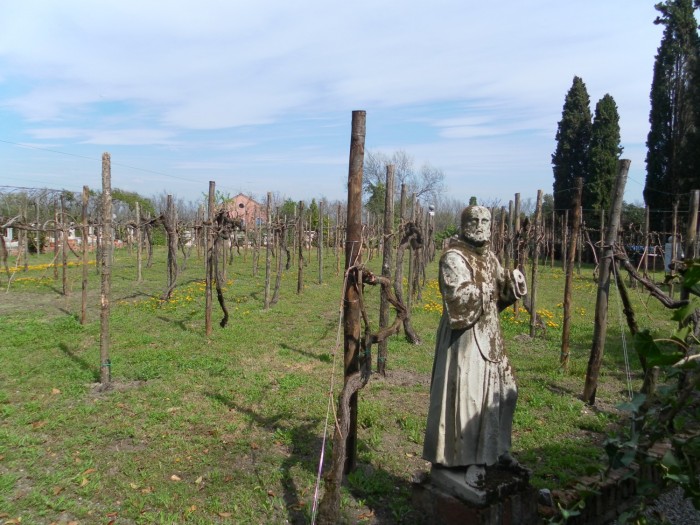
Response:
0,245,677,524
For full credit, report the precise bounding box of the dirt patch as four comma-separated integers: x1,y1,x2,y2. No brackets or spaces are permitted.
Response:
372,370,430,388
87,380,147,397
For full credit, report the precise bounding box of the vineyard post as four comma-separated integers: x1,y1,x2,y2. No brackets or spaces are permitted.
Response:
35,199,41,257
81,186,89,325
297,201,304,294
577,206,583,275
498,206,506,264
21,201,28,271
666,196,678,297
165,194,177,294
529,190,543,338
505,199,513,270
582,159,630,404
343,109,365,474
681,190,699,302
560,178,583,368
643,205,650,277
136,201,142,282
377,164,395,376
291,203,297,269
100,153,113,385
205,181,215,337
550,209,555,268
395,183,407,303
61,194,68,295
264,192,272,309
318,200,324,284
53,199,59,279
406,192,416,310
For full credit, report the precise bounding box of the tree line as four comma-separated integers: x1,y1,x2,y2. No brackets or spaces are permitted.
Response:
553,0,700,233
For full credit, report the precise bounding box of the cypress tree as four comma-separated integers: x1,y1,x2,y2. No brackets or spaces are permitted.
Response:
644,0,700,230
585,94,623,214
552,76,592,215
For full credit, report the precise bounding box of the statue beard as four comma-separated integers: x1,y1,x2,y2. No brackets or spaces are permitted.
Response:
463,235,490,254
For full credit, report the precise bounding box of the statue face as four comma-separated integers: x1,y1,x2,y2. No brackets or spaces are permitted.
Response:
461,206,491,246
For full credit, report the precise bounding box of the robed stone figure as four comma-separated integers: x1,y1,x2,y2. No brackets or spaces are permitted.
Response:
423,205,527,488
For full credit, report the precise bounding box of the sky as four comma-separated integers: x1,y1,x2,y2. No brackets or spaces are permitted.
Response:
0,1,665,208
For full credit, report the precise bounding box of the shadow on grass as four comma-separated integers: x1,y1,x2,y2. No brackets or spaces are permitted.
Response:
58,342,99,381
203,390,419,524
156,310,198,332
279,343,332,363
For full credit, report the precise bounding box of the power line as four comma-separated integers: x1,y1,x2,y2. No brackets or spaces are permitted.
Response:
0,138,205,185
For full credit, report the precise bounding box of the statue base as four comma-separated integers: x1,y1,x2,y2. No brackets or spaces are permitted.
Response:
412,465,539,525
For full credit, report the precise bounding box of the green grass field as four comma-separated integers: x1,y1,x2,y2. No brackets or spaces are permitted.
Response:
0,245,676,524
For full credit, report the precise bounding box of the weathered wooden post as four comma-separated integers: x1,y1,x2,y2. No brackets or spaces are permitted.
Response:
406,193,417,309
560,178,583,368
60,194,68,295
136,201,142,282
505,199,513,270
529,190,543,338
81,186,89,325
205,181,215,337
297,201,305,294
378,164,395,376
35,199,41,257
318,200,324,284
669,199,679,298
343,110,365,474
53,199,59,279
100,153,113,386
498,206,506,264
264,192,272,309
164,194,178,297
643,205,650,277
550,209,556,268
582,159,630,404
577,205,583,275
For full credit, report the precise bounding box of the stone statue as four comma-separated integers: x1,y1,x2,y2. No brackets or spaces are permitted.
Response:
423,205,527,491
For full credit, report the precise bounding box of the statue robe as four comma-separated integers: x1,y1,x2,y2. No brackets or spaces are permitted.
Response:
422,239,523,467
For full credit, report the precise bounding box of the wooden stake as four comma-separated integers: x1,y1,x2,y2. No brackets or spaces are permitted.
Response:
100,153,113,385
205,181,215,337
582,159,630,404
343,109,365,474
297,201,304,294
378,164,395,376
529,190,543,338
560,178,583,368
264,192,272,309
136,201,142,282
81,186,89,325
318,200,324,284
643,205,650,277
61,194,68,296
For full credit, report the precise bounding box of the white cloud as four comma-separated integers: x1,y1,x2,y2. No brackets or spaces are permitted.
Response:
0,0,667,202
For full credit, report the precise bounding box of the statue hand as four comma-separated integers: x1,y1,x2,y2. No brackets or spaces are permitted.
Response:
512,269,527,297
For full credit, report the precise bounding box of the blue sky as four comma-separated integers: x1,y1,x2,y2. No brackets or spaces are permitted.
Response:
0,1,662,207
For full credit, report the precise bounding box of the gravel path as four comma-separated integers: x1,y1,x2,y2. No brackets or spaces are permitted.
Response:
645,486,700,524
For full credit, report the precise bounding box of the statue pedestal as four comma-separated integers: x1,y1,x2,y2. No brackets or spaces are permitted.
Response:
412,465,539,525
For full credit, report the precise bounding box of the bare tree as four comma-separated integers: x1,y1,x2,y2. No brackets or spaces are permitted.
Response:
363,149,445,206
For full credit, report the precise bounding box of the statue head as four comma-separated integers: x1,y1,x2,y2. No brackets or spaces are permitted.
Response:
460,206,491,247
